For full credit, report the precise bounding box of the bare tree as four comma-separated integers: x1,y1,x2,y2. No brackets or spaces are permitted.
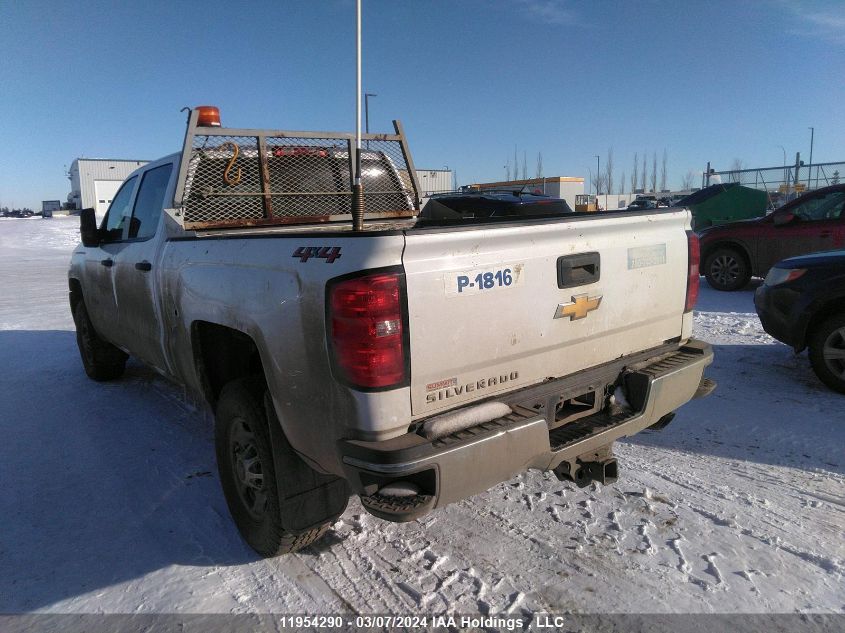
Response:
619,171,626,195
651,152,657,192
660,149,668,191
505,156,510,181
631,153,638,193
536,152,544,179
604,148,614,199
522,151,528,180
681,171,696,190
641,152,647,192
592,169,603,195
514,146,519,181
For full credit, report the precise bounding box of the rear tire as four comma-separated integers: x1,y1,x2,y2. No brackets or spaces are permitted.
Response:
808,314,845,394
704,247,751,291
215,376,332,556
72,300,127,381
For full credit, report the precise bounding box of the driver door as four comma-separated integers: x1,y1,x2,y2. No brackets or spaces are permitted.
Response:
81,175,138,345
111,163,174,372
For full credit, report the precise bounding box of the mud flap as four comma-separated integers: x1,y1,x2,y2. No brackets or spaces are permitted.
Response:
263,393,350,534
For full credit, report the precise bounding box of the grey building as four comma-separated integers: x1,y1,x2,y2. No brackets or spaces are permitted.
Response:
68,158,148,219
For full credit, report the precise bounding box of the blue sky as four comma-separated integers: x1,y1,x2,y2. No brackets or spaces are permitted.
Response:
1,0,843,209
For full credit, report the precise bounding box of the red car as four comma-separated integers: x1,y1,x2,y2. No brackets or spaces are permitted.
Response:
699,184,845,291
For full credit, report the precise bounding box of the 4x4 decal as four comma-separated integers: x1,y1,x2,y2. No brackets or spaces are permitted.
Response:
292,246,342,263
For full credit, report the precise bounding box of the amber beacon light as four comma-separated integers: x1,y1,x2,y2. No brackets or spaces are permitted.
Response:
195,105,221,127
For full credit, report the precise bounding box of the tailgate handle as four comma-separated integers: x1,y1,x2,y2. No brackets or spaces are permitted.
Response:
557,252,600,289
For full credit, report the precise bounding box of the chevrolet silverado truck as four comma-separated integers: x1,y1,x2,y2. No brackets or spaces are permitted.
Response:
68,106,714,556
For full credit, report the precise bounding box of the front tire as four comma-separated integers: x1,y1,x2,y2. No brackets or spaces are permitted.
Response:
808,314,845,394
215,377,331,556
704,247,751,291
72,300,127,381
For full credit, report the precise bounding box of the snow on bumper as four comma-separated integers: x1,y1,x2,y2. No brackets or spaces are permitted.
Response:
340,340,714,522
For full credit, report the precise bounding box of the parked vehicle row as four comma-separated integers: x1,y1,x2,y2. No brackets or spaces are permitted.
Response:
754,250,845,393
692,183,845,393
699,184,845,291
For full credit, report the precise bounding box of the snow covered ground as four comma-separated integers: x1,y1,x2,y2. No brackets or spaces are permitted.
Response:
0,216,843,617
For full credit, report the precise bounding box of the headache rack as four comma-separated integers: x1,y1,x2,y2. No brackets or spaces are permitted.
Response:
172,108,421,230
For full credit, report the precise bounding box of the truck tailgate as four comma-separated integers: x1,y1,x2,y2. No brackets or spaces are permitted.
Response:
403,211,690,417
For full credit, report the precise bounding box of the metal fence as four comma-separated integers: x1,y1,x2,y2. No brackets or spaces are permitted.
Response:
174,111,420,230
708,161,844,208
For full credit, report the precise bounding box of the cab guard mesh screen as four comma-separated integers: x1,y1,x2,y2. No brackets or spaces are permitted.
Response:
174,116,420,229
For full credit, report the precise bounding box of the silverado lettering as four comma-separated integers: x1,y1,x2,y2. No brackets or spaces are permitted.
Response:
426,372,520,403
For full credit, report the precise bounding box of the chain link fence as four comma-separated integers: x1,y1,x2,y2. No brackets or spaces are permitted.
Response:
709,161,844,208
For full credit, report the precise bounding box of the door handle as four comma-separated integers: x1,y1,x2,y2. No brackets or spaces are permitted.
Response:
135,261,152,272
557,252,601,288
100,258,113,267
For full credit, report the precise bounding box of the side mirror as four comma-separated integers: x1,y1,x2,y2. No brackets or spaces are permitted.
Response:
773,211,795,226
80,208,100,247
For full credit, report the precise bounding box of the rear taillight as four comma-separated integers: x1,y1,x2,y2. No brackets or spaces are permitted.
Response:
685,231,700,312
329,271,407,389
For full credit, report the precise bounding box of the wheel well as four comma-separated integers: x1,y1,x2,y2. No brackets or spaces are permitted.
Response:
803,297,845,349
69,278,83,312
191,321,264,405
702,242,752,273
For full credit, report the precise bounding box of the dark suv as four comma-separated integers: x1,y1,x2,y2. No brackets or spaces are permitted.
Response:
754,250,845,393
699,185,845,291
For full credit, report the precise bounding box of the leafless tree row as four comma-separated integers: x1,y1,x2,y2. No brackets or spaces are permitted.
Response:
500,146,706,194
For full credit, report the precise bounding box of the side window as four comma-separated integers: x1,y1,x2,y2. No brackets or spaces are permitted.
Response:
791,191,845,222
101,176,138,242
129,164,172,239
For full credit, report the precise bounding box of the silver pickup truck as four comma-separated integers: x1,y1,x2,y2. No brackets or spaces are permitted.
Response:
68,107,714,556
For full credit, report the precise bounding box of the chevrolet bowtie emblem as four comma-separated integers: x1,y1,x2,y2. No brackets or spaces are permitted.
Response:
554,293,602,320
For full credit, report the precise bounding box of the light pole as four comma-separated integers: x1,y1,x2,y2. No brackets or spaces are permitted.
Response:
364,92,377,151
364,93,377,134
777,145,787,198
807,126,814,189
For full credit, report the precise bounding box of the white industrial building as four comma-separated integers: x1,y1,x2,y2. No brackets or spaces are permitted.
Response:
415,168,453,196
67,158,149,220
